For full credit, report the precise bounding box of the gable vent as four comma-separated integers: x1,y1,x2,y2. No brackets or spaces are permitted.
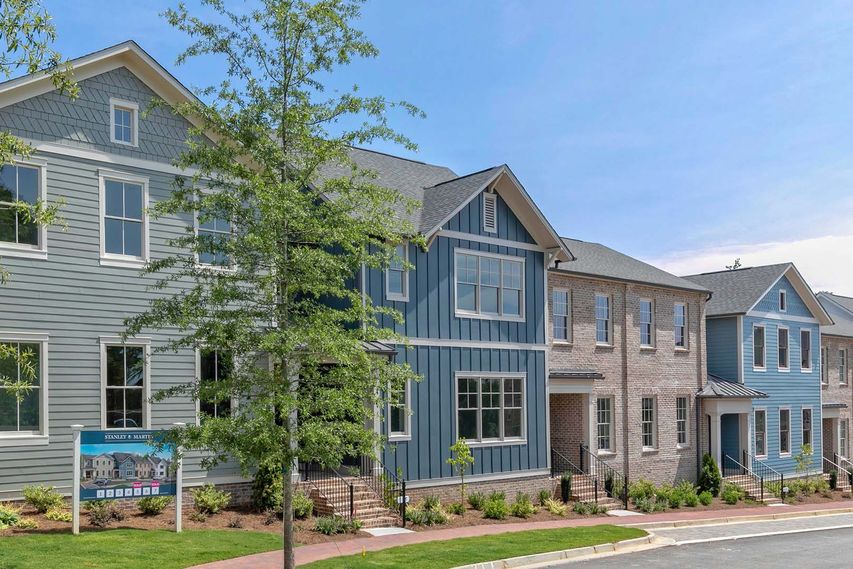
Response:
483,193,497,233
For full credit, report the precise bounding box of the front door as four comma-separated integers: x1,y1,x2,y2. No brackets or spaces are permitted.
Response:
720,413,741,472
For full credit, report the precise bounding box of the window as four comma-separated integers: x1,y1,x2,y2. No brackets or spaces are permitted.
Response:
676,397,688,446
641,397,656,449
595,294,611,344
840,349,848,385
385,243,409,301
802,408,812,447
778,327,789,370
822,347,829,384
800,329,811,371
389,379,410,439
779,408,790,455
596,397,612,451
197,208,232,267
640,299,654,347
754,409,767,457
110,98,138,146
841,419,849,458
779,290,787,312
552,289,571,342
674,303,687,348
0,163,46,254
102,342,148,429
456,375,524,443
455,251,524,319
100,171,148,267
753,325,766,369
199,349,232,419
0,339,47,439
482,193,497,233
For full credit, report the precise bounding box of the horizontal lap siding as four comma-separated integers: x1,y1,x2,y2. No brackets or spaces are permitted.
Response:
706,317,739,380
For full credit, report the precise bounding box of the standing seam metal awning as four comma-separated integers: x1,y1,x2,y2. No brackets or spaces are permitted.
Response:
697,375,768,399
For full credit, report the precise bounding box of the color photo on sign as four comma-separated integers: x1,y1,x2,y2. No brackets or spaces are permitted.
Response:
79,430,177,501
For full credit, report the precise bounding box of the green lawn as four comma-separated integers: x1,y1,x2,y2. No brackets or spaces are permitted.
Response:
0,529,282,569
301,525,647,569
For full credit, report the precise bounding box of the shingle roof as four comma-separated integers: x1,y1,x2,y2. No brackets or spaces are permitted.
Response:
818,292,853,338
697,376,769,399
553,238,709,293
682,264,791,316
419,167,503,233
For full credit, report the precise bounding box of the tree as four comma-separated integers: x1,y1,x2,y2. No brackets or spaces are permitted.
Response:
447,438,474,513
126,2,422,567
726,258,742,270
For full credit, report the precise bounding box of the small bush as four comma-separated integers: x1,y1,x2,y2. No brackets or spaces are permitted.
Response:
482,498,510,520
721,483,744,505
467,491,486,511
422,495,442,511
45,508,72,522
698,491,713,506
446,502,465,516
830,470,838,490
814,477,831,494
251,464,282,512
189,511,208,523
656,484,679,508
191,484,231,515
314,515,361,535
405,506,448,526
22,485,64,514
263,509,278,525
14,517,38,530
572,501,606,515
137,496,172,516
560,473,572,503
538,488,552,506
84,500,122,528
698,454,722,497
510,493,536,519
227,516,244,528
684,492,700,507
0,503,21,528
543,498,567,516
632,496,666,513
293,491,314,520
628,479,656,503
487,490,506,503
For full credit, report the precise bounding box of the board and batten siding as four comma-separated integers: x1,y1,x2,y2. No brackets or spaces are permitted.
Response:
444,191,536,244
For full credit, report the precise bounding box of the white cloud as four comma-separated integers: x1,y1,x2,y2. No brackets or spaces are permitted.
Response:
646,234,853,297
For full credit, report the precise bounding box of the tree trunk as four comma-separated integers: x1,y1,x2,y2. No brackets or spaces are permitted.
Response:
282,456,295,569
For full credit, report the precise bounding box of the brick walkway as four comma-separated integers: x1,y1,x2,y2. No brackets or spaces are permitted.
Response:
190,501,853,569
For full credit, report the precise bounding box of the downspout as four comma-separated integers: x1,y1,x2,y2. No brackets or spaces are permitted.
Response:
697,290,712,480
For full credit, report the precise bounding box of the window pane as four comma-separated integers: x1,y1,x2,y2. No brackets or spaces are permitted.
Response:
387,270,403,295
19,343,39,386
480,258,500,287
105,388,124,428
106,347,124,386
456,254,477,284
0,389,17,431
125,347,144,386
17,218,37,245
0,207,15,243
0,166,14,202
459,409,478,439
105,180,124,217
754,328,765,367
16,166,37,204
502,289,520,316
390,404,405,434
18,389,39,430
123,220,142,257
200,350,216,381
502,260,522,290
104,218,123,254
457,283,476,311
198,249,215,265
481,286,499,314
504,409,522,438
124,184,143,220
125,389,143,428
216,351,232,381
482,409,500,439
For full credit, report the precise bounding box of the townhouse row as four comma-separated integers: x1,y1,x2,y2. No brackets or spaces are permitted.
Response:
0,41,850,503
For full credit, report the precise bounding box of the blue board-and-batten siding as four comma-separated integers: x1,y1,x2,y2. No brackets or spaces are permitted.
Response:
444,192,535,244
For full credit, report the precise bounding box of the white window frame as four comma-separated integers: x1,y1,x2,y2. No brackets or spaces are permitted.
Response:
596,397,613,452
98,169,149,269
0,159,48,260
595,293,613,346
641,396,657,450
822,346,829,384
840,348,849,386
109,98,139,147
0,332,49,446
753,324,766,371
552,288,572,344
779,289,787,312
388,378,411,441
779,407,791,456
195,348,238,425
453,249,525,322
194,193,235,271
676,396,689,448
754,408,767,458
454,372,526,446
385,242,409,302
674,302,688,350
800,329,812,372
482,192,497,233
99,336,151,430
777,325,789,371
801,406,812,447
639,298,655,348
840,419,849,459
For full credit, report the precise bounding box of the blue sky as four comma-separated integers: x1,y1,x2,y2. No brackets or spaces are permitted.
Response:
46,1,853,293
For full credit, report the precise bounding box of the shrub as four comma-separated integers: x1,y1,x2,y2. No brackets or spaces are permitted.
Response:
814,477,831,494
721,483,744,505
405,505,448,526
423,495,442,511
14,517,38,530
698,454,722,497
672,480,698,508
656,484,679,508
0,503,21,529
628,479,656,503
482,498,509,520
192,484,231,515
251,464,282,512
830,470,838,490
227,516,244,528
446,502,465,515
510,493,536,519
189,511,208,523
487,490,505,502
137,496,172,516
538,489,552,506
698,491,713,506
543,498,567,516
314,515,361,535
45,508,72,522
467,492,486,511
683,492,700,507
84,500,122,528
560,473,572,503
293,491,314,520
572,501,606,515
633,496,666,513
22,485,64,514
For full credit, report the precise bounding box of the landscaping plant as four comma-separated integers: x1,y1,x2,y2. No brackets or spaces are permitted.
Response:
447,438,475,514
482,497,510,520
560,473,573,503
137,496,172,516
84,500,123,528
698,491,713,506
794,444,814,475
572,501,606,515
467,492,486,511
830,469,838,490
292,491,314,520
698,454,722,496
191,484,231,515
405,496,449,526
314,515,362,535
44,507,72,522
510,493,537,519
446,502,465,516
22,485,64,513
721,482,745,505
251,463,283,512
543,498,568,516
0,503,21,529
537,489,552,506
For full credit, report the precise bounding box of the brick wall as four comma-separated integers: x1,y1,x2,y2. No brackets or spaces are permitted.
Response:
406,474,555,505
820,334,853,459
549,393,586,464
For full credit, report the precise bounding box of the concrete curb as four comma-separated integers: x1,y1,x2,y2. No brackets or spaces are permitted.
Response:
451,535,664,569
628,506,853,530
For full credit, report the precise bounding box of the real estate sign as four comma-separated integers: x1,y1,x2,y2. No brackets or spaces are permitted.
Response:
79,430,177,501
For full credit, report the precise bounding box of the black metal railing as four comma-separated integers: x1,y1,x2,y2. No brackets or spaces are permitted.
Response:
551,447,593,502
837,454,853,488
745,450,783,499
299,461,355,522
356,455,407,527
722,454,765,501
580,443,629,508
826,454,853,490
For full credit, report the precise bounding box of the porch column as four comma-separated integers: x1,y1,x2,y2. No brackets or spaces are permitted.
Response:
586,393,596,452
709,411,723,470
739,412,750,460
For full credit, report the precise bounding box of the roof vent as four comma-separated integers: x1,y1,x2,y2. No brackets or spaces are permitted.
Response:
483,192,497,233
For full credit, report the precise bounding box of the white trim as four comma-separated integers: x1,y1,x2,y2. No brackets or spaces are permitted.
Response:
482,192,497,233
752,323,767,371
98,169,150,268
0,159,49,259
109,98,139,147
801,405,813,447
754,407,767,458
746,310,820,324
674,301,688,350
437,230,546,252
99,337,152,430
398,337,547,352
594,293,613,346
737,315,744,382
29,141,199,177
454,372,527,445
404,468,551,489
639,298,655,348
595,396,614,452
779,289,787,312
0,333,49,445
641,395,658,450
387,377,412,441
777,324,790,371
453,248,525,322
800,328,813,373
195,348,238,425
675,395,690,448
385,242,409,302
779,406,791,457
551,287,572,344
745,265,832,325
840,347,849,386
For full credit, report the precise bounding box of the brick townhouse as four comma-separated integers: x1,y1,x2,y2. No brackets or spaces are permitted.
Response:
817,292,853,467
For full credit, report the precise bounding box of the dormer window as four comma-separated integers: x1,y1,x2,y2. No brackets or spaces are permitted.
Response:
110,98,138,147
483,193,497,233
779,290,787,312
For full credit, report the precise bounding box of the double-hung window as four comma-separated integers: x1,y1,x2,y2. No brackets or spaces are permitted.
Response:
640,299,654,347
110,98,138,146
840,349,848,385
754,409,767,457
595,294,611,345
778,327,789,370
596,397,612,451
456,375,524,443
800,329,811,371
199,349,232,419
552,289,571,342
0,337,48,441
779,408,791,455
674,303,687,348
822,347,829,384
641,396,657,449
455,251,524,319
197,208,232,268
386,243,409,301
676,396,688,446
841,419,849,458
388,379,410,439
802,408,812,447
0,163,46,256
753,325,766,369
100,171,148,267
102,340,148,429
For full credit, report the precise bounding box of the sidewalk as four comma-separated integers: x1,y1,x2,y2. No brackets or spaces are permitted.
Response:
190,501,853,569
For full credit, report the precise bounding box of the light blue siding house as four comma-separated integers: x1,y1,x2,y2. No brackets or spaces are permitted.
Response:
686,264,833,477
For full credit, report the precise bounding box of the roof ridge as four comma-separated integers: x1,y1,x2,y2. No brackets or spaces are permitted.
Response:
426,165,504,189
348,145,449,169
685,262,791,277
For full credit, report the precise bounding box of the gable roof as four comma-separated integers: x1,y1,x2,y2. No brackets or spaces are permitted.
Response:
818,292,853,338
683,263,832,324
552,238,709,294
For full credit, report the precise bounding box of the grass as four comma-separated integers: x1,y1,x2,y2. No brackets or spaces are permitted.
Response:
0,529,282,569
301,524,646,569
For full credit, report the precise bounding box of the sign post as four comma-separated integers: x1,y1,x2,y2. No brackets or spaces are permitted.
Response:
173,422,185,533
71,424,83,536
